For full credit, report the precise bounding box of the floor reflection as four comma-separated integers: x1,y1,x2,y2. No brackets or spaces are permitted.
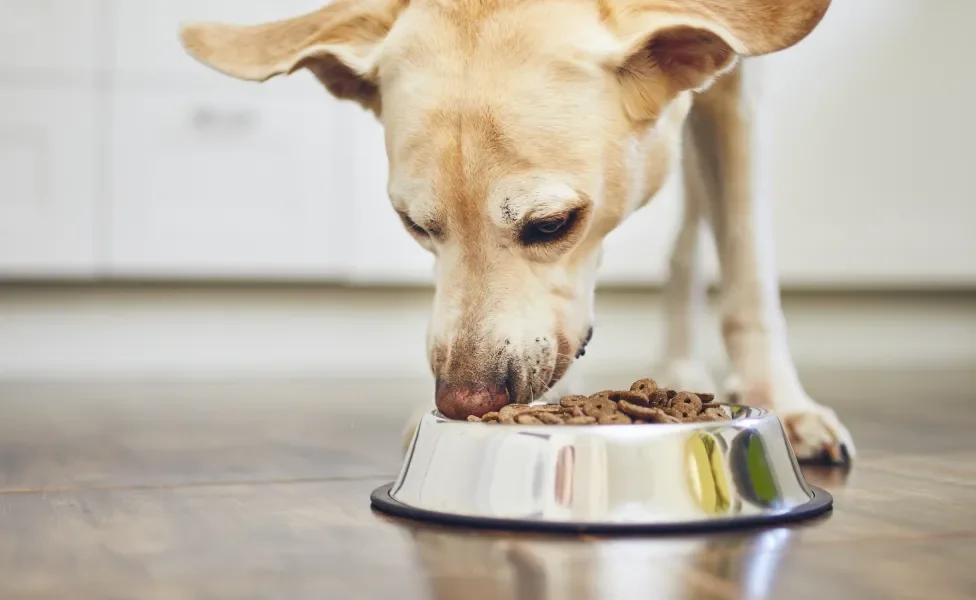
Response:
378,516,822,600
800,463,853,491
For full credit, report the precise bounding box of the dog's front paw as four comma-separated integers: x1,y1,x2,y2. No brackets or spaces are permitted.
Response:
780,404,856,465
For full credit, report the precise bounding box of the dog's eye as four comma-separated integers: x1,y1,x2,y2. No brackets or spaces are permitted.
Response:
521,210,578,245
401,214,429,238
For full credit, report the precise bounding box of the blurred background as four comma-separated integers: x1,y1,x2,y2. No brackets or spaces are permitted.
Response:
1,0,974,397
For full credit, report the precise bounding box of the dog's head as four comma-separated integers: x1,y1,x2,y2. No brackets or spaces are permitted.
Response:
180,0,830,417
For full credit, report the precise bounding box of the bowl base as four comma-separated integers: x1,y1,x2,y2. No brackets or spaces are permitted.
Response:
369,483,833,535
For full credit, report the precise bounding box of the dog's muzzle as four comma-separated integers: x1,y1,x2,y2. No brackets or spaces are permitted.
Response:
575,326,594,359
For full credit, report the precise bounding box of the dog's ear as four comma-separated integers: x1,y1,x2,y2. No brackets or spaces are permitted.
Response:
607,0,832,122
179,0,406,113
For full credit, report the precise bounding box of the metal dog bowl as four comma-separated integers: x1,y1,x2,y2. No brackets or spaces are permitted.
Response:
371,405,832,534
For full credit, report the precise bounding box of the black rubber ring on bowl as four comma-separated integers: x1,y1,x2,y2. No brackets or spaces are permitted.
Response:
370,483,832,535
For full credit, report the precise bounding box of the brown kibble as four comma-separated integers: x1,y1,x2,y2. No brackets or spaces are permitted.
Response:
618,399,668,420
670,392,703,419
583,397,617,418
559,395,587,408
565,416,597,425
630,378,659,395
598,413,633,425
701,406,729,421
499,403,531,421
609,390,650,406
647,390,670,406
461,379,728,426
651,410,683,424
536,412,565,425
619,404,678,424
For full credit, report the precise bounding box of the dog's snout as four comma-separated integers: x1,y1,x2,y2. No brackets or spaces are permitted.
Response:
576,326,594,358
435,380,510,420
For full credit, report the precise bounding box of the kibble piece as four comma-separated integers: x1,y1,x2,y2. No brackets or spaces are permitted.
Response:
630,378,659,396
697,393,715,403
499,403,531,423
516,414,544,425
583,397,617,418
670,392,703,419
481,411,500,422
559,395,587,408
700,406,729,421
565,416,597,425
647,389,670,406
609,390,650,406
536,412,565,425
526,404,564,414
618,399,665,420
467,415,482,422
598,413,633,425
649,410,683,424
665,388,678,400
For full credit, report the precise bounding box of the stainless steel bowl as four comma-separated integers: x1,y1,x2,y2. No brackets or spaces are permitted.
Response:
371,405,832,533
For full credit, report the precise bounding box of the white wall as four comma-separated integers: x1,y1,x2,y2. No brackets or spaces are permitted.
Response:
0,0,974,287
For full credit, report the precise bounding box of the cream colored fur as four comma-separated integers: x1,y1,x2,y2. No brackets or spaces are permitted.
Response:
179,0,854,463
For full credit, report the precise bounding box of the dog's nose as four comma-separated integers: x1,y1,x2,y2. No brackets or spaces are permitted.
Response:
435,380,510,420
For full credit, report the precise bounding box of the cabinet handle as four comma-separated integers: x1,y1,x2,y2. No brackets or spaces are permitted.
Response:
191,107,259,133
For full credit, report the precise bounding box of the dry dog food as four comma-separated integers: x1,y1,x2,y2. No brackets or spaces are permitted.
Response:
466,377,729,425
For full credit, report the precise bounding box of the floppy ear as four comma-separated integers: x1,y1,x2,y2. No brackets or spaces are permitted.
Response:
178,0,406,113
608,0,833,122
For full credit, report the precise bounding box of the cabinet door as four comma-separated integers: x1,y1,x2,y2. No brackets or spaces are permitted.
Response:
0,88,97,276
109,83,348,277
0,0,99,73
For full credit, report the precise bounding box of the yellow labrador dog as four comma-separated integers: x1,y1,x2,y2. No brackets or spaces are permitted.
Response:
180,0,853,463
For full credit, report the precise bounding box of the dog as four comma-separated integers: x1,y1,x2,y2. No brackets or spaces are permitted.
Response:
179,0,854,464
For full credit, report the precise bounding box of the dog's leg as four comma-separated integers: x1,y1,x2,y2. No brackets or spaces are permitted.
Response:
688,63,855,464
659,136,717,394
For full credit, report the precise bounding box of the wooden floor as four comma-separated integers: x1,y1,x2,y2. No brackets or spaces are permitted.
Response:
0,373,973,599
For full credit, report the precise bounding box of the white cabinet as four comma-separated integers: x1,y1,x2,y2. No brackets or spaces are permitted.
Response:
0,0,100,74
108,81,348,277
341,105,434,284
0,0,972,285
761,0,976,286
601,0,976,287
111,0,324,81
0,88,98,276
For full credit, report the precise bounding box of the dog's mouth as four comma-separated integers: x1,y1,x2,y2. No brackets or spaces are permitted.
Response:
502,326,593,405
574,326,594,359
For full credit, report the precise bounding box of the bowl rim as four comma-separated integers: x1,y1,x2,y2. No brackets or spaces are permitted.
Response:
370,482,832,535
